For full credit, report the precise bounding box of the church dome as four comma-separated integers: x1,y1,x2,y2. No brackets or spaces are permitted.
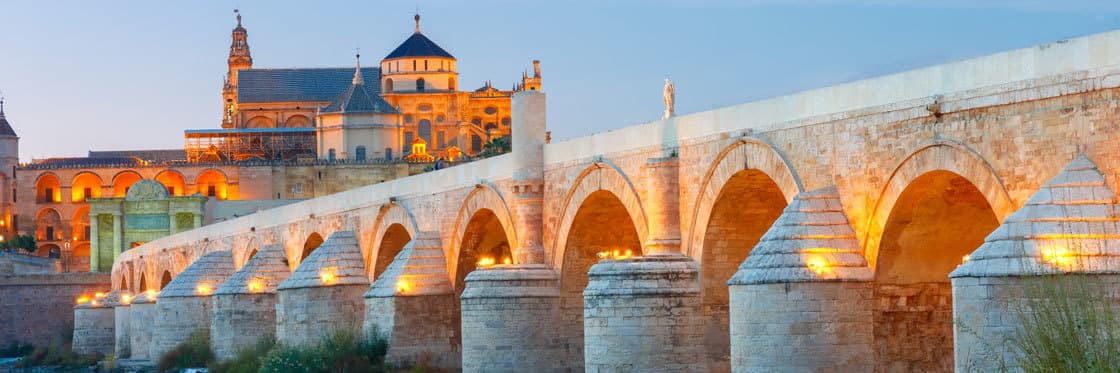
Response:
0,100,18,137
383,14,454,60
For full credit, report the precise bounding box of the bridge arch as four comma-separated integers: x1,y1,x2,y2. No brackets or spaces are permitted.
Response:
234,236,260,269
550,162,648,272
863,140,1012,268
300,232,324,263
366,203,419,280
159,270,173,290
449,184,517,291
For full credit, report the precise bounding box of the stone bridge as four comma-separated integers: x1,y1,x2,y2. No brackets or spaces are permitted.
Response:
103,30,1120,372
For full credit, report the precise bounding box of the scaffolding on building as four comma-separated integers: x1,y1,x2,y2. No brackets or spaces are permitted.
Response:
184,128,316,163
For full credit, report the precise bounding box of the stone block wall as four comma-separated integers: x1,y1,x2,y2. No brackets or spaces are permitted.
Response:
363,295,460,369
0,273,110,348
129,302,155,360
149,296,214,360
211,293,278,361
874,282,954,372
275,285,366,347
72,306,115,355
114,305,131,358
729,282,874,372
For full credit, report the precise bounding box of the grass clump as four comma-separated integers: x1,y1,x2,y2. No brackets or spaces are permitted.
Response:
1010,274,1120,372
260,329,389,373
158,330,214,371
16,327,101,368
208,336,276,373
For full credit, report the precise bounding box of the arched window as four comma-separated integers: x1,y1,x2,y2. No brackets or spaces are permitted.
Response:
384,78,394,92
328,148,336,161
355,146,367,161
418,119,432,145
385,148,393,160
448,77,456,91
416,78,426,91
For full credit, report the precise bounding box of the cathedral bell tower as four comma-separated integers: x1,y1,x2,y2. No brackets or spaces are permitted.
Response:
222,9,253,128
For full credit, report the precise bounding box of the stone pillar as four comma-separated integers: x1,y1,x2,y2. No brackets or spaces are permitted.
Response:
364,232,459,369
89,214,99,272
583,256,705,372
641,157,681,256
73,290,128,356
461,265,564,372
511,90,546,264
952,156,1120,372
129,292,157,361
192,213,202,230
114,300,131,358
275,231,368,347
111,213,122,258
727,187,874,372
168,212,178,234
210,244,290,361
510,180,545,264
149,251,234,359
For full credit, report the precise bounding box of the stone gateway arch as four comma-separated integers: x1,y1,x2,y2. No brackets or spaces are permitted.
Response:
90,30,1120,372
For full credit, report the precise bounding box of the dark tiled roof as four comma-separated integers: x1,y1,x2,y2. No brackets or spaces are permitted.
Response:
237,67,381,103
321,82,399,114
384,33,454,60
0,111,16,137
35,157,144,167
89,149,186,162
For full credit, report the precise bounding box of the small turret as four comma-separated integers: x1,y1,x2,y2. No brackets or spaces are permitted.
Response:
520,60,542,92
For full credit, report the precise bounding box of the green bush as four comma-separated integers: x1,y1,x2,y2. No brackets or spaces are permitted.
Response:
208,336,276,373
260,329,389,373
15,327,100,368
0,341,34,358
158,331,214,371
1010,274,1120,372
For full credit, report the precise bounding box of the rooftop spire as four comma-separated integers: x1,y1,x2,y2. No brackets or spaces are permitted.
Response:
235,8,241,27
414,13,421,33
353,52,364,85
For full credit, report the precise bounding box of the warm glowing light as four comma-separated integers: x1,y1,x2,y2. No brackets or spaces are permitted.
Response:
76,296,90,304
320,269,337,284
396,280,410,294
121,294,132,305
502,257,512,265
1041,246,1074,267
247,279,265,293
146,289,157,298
596,251,609,260
597,248,637,261
806,256,829,275
90,300,98,307
196,284,213,295
962,255,970,263
477,257,496,267
94,292,105,298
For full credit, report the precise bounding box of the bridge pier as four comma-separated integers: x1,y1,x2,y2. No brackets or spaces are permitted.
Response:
114,296,131,358
952,156,1120,371
461,265,563,372
364,232,459,369
727,187,874,372
128,291,156,360
276,231,368,347
149,251,234,360
73,290,128,356
210,244,290,361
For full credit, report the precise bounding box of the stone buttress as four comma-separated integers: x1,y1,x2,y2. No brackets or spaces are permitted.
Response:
127,291,157,360
73,290,129,356
727,186,874,372
276,231,368,347
364,232,459,369
149,250,234,360
211,244,291,361
113,290,135,358
951,156,1120,371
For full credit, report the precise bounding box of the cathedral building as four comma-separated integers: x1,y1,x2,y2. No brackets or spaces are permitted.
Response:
7,11,537,272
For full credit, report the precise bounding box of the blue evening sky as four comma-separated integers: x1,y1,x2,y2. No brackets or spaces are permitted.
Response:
0,1,1117,161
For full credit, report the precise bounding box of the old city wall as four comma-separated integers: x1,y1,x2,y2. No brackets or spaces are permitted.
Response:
0,273,111,347
106,29,1120,370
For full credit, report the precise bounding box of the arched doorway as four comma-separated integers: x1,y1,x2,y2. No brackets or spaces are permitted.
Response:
559,190,643,367
301,233,324,261
160,270,173,290
699,169,788,371
112,171,142,197
372,224,411,280
874,170,999,372
454,209,511,295
155,170,186,197
195,170,229,200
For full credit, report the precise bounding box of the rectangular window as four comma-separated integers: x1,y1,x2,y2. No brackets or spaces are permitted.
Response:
167,186,175,196
83,188,92,200
424,60,428,71
207,186,217,197
44,188,53,203
45,226,54,241
355,146,367,161
12,188,16,203
437,131,445,148
83,226,91,241
292,183,303,195
404,132,414,153
385,148,393,160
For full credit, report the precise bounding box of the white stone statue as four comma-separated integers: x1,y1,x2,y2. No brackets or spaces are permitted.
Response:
662,78,675,119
